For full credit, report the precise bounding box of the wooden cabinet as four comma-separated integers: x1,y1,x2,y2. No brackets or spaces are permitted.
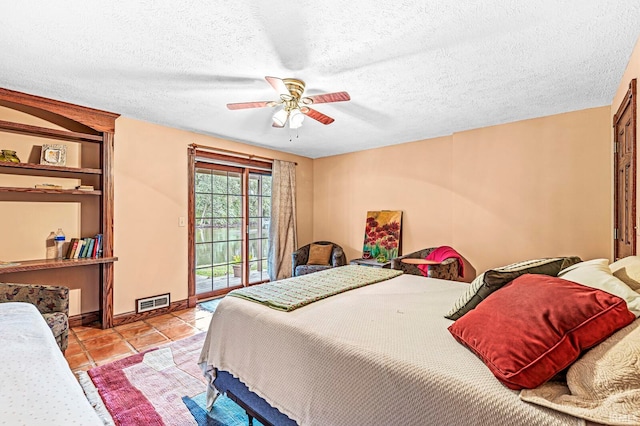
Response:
0,88,118,328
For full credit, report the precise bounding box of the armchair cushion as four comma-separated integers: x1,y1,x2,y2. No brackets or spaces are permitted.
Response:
0,282,70,351
308,244,333,265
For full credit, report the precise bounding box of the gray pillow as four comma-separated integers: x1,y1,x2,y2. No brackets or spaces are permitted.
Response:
445,256,581,320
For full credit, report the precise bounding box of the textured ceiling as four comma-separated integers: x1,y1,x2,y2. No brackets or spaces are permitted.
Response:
1,1,639,158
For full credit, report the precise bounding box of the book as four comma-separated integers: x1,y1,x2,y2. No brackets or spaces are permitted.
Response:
0,261,20,268
78,238,87,258
65,238,79,259
91,236,99,257
75,185,94,191
35,183,63,189
73,239,85,259
84,238,95,258
79,238,91,258
95,234,103,257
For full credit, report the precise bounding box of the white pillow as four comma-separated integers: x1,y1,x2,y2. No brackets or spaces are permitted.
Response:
610,256,640,292
520,320,640,424
558,259,640,318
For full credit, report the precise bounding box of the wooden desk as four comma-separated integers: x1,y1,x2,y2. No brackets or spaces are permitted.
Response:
400,258,441,265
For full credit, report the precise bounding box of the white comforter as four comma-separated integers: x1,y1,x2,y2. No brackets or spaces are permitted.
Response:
0,302,102,425
199,274,586,426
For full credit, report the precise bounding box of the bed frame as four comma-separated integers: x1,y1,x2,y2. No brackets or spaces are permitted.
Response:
213,369,296,426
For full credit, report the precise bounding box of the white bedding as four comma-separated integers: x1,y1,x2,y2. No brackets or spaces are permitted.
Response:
199,273,586,426
0,302,102,425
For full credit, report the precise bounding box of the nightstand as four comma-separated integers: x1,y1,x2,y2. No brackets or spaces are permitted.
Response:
350,258,392,269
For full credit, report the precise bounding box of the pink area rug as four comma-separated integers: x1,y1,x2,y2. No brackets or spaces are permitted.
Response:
85,332,252,426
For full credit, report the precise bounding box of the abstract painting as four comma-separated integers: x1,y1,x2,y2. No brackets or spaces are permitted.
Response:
362,210,402,261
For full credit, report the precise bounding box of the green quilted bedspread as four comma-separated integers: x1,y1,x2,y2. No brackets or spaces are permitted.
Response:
228,265,403,311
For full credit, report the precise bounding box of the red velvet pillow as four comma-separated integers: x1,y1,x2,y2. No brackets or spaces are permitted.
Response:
448,274,635,390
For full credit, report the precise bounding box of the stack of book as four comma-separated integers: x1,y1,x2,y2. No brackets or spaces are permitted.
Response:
65,234,103,259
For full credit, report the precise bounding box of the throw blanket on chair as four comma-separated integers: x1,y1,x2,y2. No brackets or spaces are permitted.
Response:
229,265,402,311
418,246,464,278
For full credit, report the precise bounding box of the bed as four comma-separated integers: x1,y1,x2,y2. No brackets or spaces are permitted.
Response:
0,302,103,425
198,264,632,426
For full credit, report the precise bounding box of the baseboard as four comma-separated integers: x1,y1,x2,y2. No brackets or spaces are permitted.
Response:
188,295,198,308
69,311,101,328
69,298,190,328
112,299,189,327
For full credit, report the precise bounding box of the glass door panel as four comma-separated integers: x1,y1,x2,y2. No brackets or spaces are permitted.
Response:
195,167,243,294
248,173,271,283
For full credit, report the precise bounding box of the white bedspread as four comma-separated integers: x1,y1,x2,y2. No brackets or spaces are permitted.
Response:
0,302,102,425
199,274,586,426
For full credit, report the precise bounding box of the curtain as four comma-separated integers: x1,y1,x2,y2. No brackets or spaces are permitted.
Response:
268,160,297,281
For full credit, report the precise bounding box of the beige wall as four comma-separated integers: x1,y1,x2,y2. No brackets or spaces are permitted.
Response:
611,37,640,253
0,107,83,262
314,107,612,279
113,117,313,314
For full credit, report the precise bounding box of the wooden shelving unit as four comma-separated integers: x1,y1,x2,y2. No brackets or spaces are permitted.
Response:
0,161,102,175
0,257,118,274
0,87,120,328
0,119,103,143
0,186,102,195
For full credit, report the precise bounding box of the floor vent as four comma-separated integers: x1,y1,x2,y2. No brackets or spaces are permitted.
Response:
136,293,170,313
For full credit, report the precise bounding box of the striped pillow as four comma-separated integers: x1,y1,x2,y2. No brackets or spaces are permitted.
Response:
445,256,581,320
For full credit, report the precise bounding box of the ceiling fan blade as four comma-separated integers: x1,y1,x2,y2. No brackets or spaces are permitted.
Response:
303,91,351,105
227,101,275,110
265,76,289,96
302,108,335,125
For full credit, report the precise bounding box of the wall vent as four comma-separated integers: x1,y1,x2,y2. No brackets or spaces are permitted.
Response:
136,293,170,313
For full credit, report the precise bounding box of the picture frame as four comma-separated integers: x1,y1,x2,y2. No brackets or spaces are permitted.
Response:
40,144,67,166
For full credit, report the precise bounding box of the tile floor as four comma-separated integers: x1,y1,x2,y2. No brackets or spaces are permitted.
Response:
65,302,216,373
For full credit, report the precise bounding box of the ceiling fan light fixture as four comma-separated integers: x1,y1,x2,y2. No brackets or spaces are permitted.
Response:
228,76,350,131
289,108,305,129
272,108,289,127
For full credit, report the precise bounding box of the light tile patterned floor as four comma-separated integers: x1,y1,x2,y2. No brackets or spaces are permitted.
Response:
65,301,218,373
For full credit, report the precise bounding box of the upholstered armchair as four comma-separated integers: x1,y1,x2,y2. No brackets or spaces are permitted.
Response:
0,282,69,351
391,247,461,281
292,241,347,277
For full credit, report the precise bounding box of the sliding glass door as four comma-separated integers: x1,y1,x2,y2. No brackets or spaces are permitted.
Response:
193,163,271,298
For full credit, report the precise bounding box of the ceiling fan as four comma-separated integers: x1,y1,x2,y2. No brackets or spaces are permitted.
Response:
226,76,350,129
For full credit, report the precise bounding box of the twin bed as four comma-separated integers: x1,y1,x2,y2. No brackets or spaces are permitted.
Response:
197,263,635,426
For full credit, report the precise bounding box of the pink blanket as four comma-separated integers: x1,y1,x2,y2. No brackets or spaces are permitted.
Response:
417,246,464,278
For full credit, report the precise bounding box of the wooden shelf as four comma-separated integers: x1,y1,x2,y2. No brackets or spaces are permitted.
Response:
0,186,101,195
0,161,102,175
0,257,118,274
0,119,103,143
